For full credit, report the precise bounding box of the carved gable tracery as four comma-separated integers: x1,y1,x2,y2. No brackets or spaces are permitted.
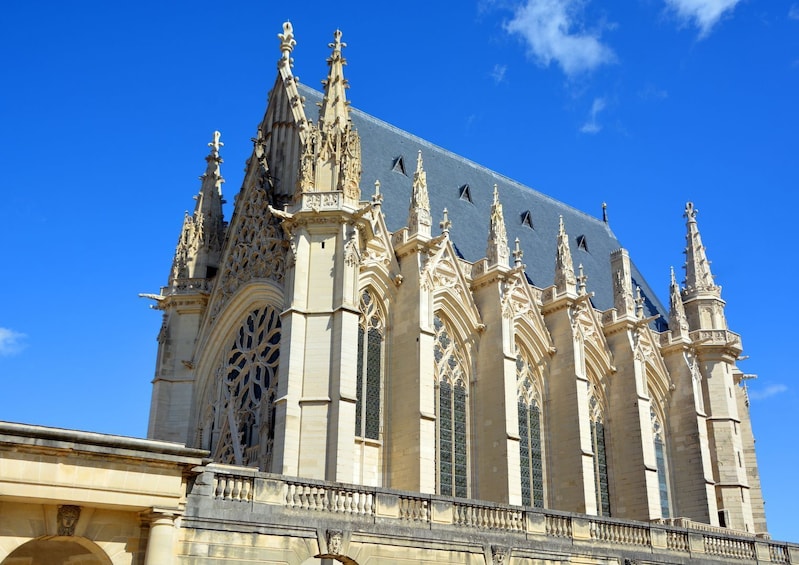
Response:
208,188,287,320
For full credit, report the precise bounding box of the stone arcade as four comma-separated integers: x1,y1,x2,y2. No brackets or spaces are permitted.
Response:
1,22,796,565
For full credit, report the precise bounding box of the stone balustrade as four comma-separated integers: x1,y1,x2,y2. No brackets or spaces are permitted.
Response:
192,464,798,563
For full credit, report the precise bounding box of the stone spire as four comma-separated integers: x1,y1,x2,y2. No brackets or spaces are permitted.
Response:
169,131,226,284
486,185,509,267
610,248,635,317
408,151,432,237
669,266,690,338
681,202,727,331
554,216,576,294
319,29,350,132
682,202,718,295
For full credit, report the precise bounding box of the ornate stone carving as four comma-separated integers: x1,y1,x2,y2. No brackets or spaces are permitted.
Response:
327,529,343,555
344,226,361,267
491,545,508,565
57,505,81,536
486,185,509,267
210,187,287,320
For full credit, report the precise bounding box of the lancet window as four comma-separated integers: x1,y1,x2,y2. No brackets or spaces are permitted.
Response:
208,306,281,468
651,406,672,518
434,314,469,498
356,289,384,440
516,343,545,507
589,386,611,516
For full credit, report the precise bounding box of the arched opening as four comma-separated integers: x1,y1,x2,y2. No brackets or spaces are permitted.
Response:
2,537,112,565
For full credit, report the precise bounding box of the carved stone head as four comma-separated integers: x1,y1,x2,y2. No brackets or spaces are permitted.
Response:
57,505,81,536
327,529,343,555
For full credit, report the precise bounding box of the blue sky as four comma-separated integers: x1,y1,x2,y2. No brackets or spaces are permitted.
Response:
2,0,798,542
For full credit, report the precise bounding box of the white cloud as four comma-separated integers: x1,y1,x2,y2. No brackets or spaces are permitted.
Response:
663,0,742,38
505,0,616,76
748,384,788,401
0,327,26,356
580,97,606,133
790,5,799,20
491,64,508,83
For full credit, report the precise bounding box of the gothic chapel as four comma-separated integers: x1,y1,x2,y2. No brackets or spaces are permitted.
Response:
152,18,764,530
1,21,788,565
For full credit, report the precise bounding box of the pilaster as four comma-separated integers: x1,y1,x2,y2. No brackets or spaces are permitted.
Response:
471,268,518,504
387,234,436,493
542,293,596,515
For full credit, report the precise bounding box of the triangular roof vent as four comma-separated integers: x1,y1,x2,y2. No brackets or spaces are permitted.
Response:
459,184,473,203
392,156,407,176
521,210,534,229
576,234,589,252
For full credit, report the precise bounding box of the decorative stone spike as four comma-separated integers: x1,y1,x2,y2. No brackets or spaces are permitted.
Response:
408,150,432,237
669,266,689,337
486,184,509,267
555,216,576,294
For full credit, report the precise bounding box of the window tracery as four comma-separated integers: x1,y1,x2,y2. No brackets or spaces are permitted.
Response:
589,385,611,516
207,306,281,468
434,314,468,498
356,289,384,440
651,406,672,518
516,343,545,507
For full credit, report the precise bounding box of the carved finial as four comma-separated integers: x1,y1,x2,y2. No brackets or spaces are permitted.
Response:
602,201,608,223
610,248,635,317
440,208,451,233
486,184,509,267
330,29,345,54
669,266,690,337
209,130,223,158
555,215,576,293
512,237,524,267
372,179,383,205
278,21,296,64
635,286,645,319
577,263,587,295
408,150,432,237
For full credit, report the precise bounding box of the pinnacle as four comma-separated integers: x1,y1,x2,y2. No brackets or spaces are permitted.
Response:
319,28,350,131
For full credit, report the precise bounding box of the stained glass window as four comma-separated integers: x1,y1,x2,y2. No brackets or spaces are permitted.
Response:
516,345,544,507
210,306,281,468
434,315,469,497
589,388,611,516
356,290,384,440
652,406,671,518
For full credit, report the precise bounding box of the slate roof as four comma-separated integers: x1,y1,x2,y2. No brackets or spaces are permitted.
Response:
299,84,668,328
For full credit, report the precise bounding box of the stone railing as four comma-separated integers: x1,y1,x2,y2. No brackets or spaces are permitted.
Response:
194,465,797,563
284,481,375,516
161,277,212,295
589,518,651,546
453,502,524,532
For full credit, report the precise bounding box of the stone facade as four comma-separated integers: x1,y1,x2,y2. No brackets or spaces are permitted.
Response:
1,21,793,565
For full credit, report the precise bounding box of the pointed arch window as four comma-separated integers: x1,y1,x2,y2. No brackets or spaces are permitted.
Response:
589,386,611,516
207,306,281,468
356,289,385,440
516,343,545,507
434,314,469,498
651,406,672,518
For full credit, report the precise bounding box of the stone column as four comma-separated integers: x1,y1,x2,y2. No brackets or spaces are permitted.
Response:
142,509,178,565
